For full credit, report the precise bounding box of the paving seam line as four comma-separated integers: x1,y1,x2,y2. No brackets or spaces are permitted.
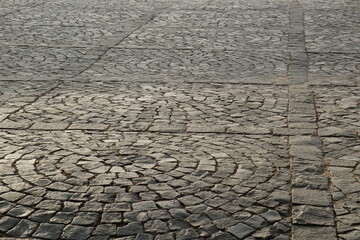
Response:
288,0,338,239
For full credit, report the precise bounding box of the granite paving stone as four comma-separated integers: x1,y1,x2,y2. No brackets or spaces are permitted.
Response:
32,223,65,239
293,205,335,226
6,219,38,238
61,225,94,240
0,130,291,239
0,0,359,239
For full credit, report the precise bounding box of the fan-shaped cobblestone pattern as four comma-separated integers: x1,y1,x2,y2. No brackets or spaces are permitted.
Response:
0,0,45,9
0,81,59,122
306,30,360,53
146,10,289,30
42,0,181,11
0,0,46,19
0,25,128,47
0,81,58,111
323,137,360,239
0,131,291,239
116,28,288,51
0,0,46,5
80,49,289,82
6,83,288,129
314,87,360,130
0,47,90,80
199,0,289,11
303,0,359,54
302,0,358,11
308,53,360,85
153,0,210,11
1,7,150,27
304,9,360,31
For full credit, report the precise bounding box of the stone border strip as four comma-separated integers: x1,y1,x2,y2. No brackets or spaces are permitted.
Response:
0,121,359,138
288,0,308,85
288,1,338,239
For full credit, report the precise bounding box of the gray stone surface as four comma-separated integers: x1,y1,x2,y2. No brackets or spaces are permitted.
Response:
0,0,359,239
33,223,65,239
227,223,255,239
292,225,337,240
62,225,93,240
292,189,332,207
6,219,38,237
293,206,335,226
118,222,144,236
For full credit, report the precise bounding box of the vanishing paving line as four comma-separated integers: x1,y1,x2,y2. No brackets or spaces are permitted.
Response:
64,2,190,80
288,0,338,239
1,81,62,123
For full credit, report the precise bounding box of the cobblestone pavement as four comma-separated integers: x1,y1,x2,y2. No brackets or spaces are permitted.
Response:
0,0,359,240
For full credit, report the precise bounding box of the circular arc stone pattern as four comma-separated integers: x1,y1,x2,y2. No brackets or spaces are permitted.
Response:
7,83,288,129
305,29,360,53
304,9,360,31
308,53,360,84
146,10,289,30
0,25,127,47
80,49,289,80
0,47,87,79
1,5,151,27
116,27,288,51
315,86,360,130
0,131,291,239
323,137,360,239
0,81,59,115
199,0,289,12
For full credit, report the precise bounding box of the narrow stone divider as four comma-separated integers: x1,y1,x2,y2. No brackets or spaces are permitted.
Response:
288,0,337,239
288,88,337,239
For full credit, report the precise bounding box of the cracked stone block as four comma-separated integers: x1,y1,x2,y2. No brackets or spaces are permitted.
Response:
144,220,169,234
118,222,144,236
292,189,332,206
62,225,93,240
0,216,20,232
33,223,65,239
293,206,334,226
6,219,38,237
292,225,337,240
132,201,158,211
30,122,70,130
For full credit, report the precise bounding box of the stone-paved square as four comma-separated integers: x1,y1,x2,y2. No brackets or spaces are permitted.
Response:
1,0,360,239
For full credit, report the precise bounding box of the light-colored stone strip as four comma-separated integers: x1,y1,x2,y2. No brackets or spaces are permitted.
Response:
1,121,358,141
288,0,308,85
288,90,337,239
288,0,337,239
0,122,275,135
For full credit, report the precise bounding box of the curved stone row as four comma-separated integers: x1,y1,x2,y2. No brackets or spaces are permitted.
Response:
0,131,291,239
199,0,289,11
306,30,360,53
0,47,88,80
145,10,289,30
315,86,360,131
80,49,289,80
308,53,360,85
2,8,148,27
116,28,288,50
305,9,360,30
323,137,360,239
6,83,288,129
0,0,163,29
0,26,127,47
